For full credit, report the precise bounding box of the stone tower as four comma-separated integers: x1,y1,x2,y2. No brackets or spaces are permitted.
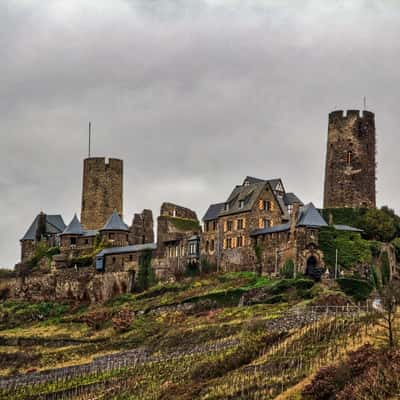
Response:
323,110,376,209
81,157,123,230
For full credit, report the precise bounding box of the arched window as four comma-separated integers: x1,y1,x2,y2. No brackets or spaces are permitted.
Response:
346,150,353,166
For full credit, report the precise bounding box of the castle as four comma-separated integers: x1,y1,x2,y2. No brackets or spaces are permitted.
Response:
11,109,376,302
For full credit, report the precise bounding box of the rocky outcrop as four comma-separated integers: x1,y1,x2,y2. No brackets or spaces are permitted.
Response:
3,269,134,304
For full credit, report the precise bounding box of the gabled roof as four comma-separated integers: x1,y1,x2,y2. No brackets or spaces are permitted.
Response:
203,203,225,221
21,214,66,241
101,210,129,231
62,214,84,235
219,181,267,217
96,243,157,258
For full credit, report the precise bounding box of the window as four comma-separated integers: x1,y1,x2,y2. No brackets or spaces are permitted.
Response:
224,203,230,211
227,220,233,231
238,200,244,209
129,255,133,261
213,220,217,230
287,204,293,215
112,257,116,263
84,239,89,245
347,150,353,166
70,237,77,245
109,233,114,240
205,241,209,253
210,239,215,252
259,200,272,211
172,209,177,217
237,236,243,247
227,238,232,248
259,219,271,229
237,219,244,230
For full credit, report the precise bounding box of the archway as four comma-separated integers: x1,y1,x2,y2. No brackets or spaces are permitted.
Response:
305,255,323,281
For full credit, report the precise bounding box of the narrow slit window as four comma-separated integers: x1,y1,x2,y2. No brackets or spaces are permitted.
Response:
346,150,353,166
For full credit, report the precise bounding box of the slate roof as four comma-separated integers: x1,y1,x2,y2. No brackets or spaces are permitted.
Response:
203,176,302,221
203,203,225,221
252,222,291,236
219,181,268,217
96,243,157,258
251,203,327,236
283,192,303,206
21,214,66,241
101,210,129,231
297,203,328,228
333,224,363,232
62,214,84,235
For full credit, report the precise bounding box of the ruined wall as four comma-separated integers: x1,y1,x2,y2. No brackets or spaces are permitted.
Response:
130,210,154,245
160,202,197,220
323,110,376,209
81,158,123,231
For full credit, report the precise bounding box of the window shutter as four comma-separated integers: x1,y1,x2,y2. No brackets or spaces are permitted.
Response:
224,221,227,232
243,218,246,229
258,199,263,210
259,218,263,229
223,239,227,249
232,237,237,248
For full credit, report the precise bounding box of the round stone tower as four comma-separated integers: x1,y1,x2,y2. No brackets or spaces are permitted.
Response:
81,157,123,231
323,110,376,209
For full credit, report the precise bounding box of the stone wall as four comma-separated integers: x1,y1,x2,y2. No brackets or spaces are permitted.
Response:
81,158,123,231
215,186,283,271
130,209,154,245
323,110,376,209
160,202,197,220
2,269,135,303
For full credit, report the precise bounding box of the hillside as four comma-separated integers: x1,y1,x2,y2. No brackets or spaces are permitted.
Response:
0,272,397,400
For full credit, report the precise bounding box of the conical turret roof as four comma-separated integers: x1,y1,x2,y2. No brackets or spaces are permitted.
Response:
62,214,84,235
101,210,129,231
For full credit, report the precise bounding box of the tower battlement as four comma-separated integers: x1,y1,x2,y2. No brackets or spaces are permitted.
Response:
81,157,123,231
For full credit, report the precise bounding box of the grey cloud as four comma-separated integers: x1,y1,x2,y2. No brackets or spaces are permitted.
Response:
1,0,400,267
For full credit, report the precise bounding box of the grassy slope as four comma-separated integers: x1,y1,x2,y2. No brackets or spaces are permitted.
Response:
0,272,389,400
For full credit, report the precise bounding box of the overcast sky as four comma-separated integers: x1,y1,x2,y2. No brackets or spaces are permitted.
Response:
1,0,400,267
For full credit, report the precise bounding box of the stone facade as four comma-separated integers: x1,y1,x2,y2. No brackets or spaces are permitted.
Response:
252,205,325,277
81,158,123,230
323,110,376,209
201,177,301,272
130,210,154,245
156,203,201,276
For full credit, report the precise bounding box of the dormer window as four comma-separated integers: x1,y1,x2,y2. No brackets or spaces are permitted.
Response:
224,203,230,211
244,181,250,186
238,200,244,209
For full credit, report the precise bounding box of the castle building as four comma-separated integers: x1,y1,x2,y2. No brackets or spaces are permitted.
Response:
20,213,66,264
323,110,376,209
81,157,123,230
201,176,303,271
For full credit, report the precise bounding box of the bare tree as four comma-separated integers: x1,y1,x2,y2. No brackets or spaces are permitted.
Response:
376,280,400,347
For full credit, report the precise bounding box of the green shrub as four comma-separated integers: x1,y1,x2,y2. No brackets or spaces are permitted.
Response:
200,257,216,274
391,237,400,262
135,249,156,292
337,278,373,301
280,259,295,279
167,217,200,231
380,251,391,285
69,255,93,268
319,227,372,269
186,262,200,277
